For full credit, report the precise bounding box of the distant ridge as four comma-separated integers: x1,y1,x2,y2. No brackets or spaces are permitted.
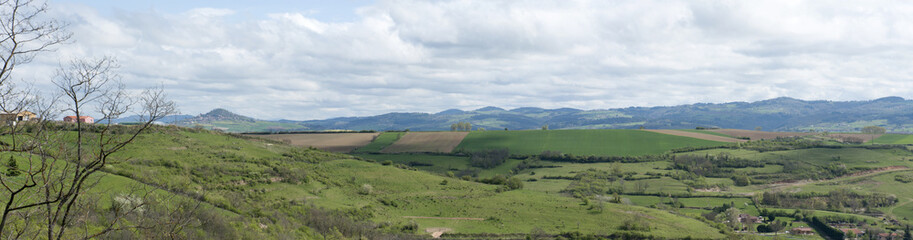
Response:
178,108,255,124
137,97,913,133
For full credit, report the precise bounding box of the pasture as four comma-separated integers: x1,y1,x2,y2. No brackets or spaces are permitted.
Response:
456,129,729,156
381,132,469,153
248,132,380,152
353,131,405,152
308,159,725,238
874,133,913,144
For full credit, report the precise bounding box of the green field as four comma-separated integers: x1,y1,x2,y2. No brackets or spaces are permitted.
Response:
874,133,913,144
353,131,405,152
455,129,730,156
678,129,736,138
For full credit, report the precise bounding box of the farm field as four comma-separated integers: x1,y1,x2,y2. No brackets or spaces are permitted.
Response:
353,131,405,152
381,131,468,153
247,132,380,152
455,129,730,156
678,129,739,138
708,129,815,140
875,133,913,144
352,153,525,179
645,129,746,142
827,133,882,143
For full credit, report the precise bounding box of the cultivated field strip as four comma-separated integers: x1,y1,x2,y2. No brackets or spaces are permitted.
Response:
708,129,815,140
251,132,381,152
380,132,469,153
828,133,883,143
643,129,746,143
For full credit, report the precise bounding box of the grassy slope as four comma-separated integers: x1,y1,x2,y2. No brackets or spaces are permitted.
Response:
103,128,723,238
456,129,729,156
874,133,913,144
313,160,723,238
0,150,245,239
353,132,405,153
189,120,308,133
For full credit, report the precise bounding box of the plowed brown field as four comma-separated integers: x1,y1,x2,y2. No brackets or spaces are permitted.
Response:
644,129,746,143
381,132,469,153
708,129,815,140
828,133,882,143
250,133,380,152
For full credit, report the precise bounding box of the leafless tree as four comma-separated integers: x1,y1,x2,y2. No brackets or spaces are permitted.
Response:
0,56,176,239
861,125,886,144
0,1,182,239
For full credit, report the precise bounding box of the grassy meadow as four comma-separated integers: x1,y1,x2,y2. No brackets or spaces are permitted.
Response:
90,127,730,238
875,133,913,144
353,131,405,152
455,129,730,156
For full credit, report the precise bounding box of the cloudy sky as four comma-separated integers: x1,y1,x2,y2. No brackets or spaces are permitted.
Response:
21,0,913,120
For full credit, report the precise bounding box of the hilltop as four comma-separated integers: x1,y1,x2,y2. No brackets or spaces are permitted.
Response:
143,97,913,133
172,108,314,132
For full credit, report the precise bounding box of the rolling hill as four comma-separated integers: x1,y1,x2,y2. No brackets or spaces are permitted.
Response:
151,97,913,133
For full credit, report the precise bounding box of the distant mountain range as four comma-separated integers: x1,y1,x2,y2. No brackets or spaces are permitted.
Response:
125,97,913,133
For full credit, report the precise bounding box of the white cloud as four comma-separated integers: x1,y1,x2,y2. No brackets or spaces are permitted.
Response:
20,0,913,120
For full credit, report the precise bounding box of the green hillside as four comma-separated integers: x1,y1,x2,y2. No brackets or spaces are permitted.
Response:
874,133,913,144
96,127,724,239
455,129,729,156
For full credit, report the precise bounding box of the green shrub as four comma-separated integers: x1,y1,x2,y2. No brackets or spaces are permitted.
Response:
895,173,913,183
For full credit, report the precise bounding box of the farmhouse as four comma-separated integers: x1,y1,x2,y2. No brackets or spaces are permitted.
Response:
63,116,95,124
878,232,900,239
790,227,815,235
737,214,762,224
1,111,37,125
840,228,864,236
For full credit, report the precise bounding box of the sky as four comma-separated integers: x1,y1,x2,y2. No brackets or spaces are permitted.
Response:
16,0,913,120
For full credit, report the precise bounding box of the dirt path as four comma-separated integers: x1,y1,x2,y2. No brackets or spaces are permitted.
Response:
425,227,453,238
762,166,910,191
643,129,746,143
887,197,913,218
403,216,484,220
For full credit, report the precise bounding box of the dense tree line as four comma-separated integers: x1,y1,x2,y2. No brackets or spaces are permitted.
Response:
563,169,627,197
672,153,764,177
761,190,896,213
535,151,668,163
475,175,523,191
469,149,510,168
808,217,845,240
450,122,472,131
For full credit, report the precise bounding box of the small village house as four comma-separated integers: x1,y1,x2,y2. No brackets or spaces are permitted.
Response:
790,227,815,235
840,228,864,236
738,214,763,224
878,232,900,240
1,111,37,125
63,116,95,124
